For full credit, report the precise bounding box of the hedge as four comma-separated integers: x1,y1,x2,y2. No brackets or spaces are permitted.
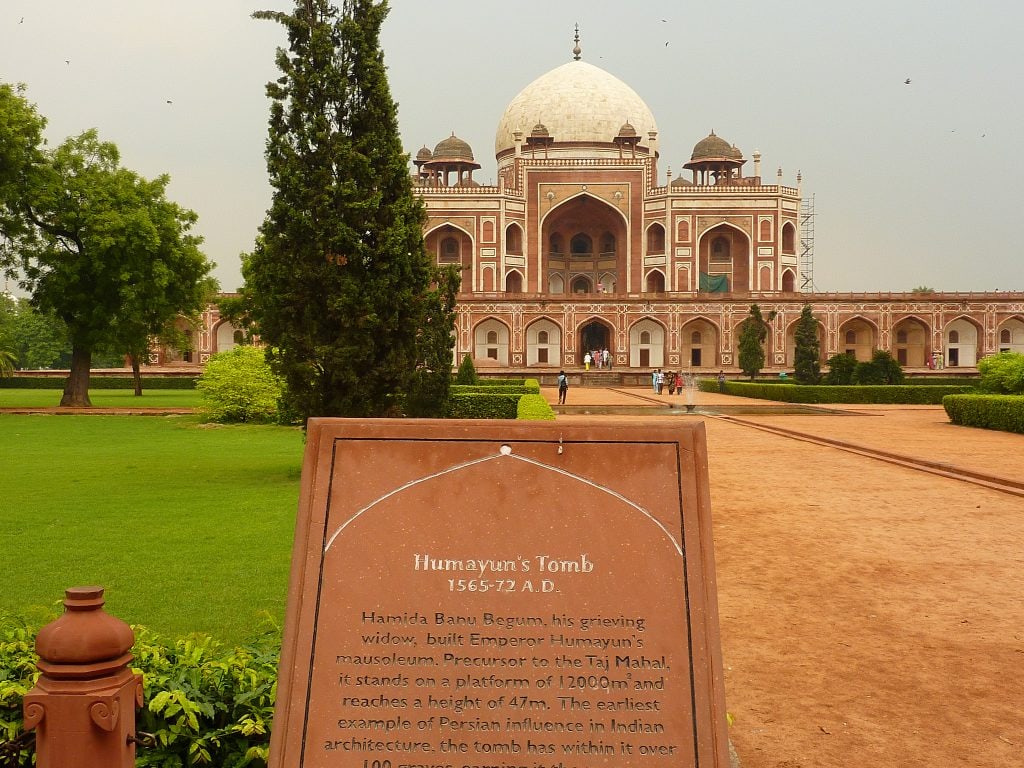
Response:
516,394,556,420
451,379,540,396
943,394,1024,434
0,376,198,389
445,380,548,420
699,379,975,404
478,378,527,387
0,619,278,768
446,392,520,419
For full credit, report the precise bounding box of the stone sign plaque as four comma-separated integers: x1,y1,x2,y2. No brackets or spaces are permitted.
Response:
270,419,730,768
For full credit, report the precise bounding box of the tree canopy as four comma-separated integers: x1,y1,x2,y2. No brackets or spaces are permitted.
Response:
245,0,452,421
0,85,214,405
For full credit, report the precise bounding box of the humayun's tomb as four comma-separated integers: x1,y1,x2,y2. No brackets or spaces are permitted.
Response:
176,40,1024,376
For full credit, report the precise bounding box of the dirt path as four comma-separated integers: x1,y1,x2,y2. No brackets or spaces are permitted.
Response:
552,389,1024,767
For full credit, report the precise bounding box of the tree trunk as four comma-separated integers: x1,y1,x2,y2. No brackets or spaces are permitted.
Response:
130,354,143,396
60,345,92,407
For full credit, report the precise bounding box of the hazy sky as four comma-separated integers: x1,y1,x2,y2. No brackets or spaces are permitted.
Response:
3,1,1021,293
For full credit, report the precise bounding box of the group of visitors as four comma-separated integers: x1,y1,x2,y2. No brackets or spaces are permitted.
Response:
651,369,694,396
582,348,612,371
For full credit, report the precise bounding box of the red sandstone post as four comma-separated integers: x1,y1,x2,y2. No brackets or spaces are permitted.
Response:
23,587,143,768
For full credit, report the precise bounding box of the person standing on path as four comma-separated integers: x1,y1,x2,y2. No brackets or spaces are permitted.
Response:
718,370,726,393
557,370,568,404
584,352,592,370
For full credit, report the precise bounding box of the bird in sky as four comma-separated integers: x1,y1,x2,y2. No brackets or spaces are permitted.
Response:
166,100,173,104
904,78,911,84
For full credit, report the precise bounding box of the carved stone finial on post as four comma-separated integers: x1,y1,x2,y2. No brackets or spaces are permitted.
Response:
23,587,143,768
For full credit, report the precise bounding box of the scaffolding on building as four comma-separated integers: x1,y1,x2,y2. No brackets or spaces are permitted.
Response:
799,194,816,291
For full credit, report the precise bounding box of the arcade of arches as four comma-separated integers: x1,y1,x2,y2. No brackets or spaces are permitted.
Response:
450,303,1024,371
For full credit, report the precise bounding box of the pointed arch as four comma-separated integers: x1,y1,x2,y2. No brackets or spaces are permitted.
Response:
781,269,797,292
473,318,511,365
505,270,524,293
525,317,563,366
505,222,524,255
645,269,666,293
680,317,720,368
943,315,982,367
646,222,666,254
997,315,1024,353
696,221,751,293
891,315,930,367
628,318,667,368
837,315,878,362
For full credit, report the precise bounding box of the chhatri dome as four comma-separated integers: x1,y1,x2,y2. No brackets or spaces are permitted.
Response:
494,59,658,159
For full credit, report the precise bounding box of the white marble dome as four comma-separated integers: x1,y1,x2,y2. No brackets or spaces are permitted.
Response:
494,60,658,157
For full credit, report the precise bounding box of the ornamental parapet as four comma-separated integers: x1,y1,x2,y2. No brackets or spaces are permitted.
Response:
417,185,503,195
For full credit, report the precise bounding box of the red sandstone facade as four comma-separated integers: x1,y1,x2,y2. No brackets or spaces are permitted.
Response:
170,52,1024,373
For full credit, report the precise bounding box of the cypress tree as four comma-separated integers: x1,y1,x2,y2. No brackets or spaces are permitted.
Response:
793,304,821,384
247,0,444,420
737,304,775,380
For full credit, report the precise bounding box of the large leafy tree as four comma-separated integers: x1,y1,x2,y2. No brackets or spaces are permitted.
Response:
246,0,448,421
0,83,46,246
737,304,776,380
1,102,213,406
793,304,821,384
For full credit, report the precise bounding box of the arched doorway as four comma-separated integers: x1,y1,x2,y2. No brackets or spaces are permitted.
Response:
543,194,627,296
629,319,665,368
473,320,510,365
526,319,562,366
892,317,929,367
681,319,719,368
698,223,750,292
945,318,980,367
579,320,611,361
997,317,1024,353
837,318,877,362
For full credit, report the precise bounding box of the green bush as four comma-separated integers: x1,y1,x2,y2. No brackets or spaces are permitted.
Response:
854,350,904,385
451,385,531,395
516,394,556,420
446,392,520,419
479,378,528,387
0,618,278,768
943,394,1024,433
451,379,539,396
977,351,1024,394
196,347,284,423
825,353,857,385
454,354,479,384
710,380,974,404
0,376,198,389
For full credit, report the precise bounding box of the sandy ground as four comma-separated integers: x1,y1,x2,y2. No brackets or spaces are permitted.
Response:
548,386,1024,768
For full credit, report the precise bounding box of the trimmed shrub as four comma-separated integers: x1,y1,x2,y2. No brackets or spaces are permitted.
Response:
707,380,974,404
943,394,1024,433
196,346,284,423
0,376,198,389
446,391,520,419
451,379,539,396
516,394,556,420
454,354,479,384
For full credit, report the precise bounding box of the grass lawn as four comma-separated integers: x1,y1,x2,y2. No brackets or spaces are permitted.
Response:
0,389,202,408
1,415,303,644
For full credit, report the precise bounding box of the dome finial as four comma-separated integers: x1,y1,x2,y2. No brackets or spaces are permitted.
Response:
572,23,582,60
